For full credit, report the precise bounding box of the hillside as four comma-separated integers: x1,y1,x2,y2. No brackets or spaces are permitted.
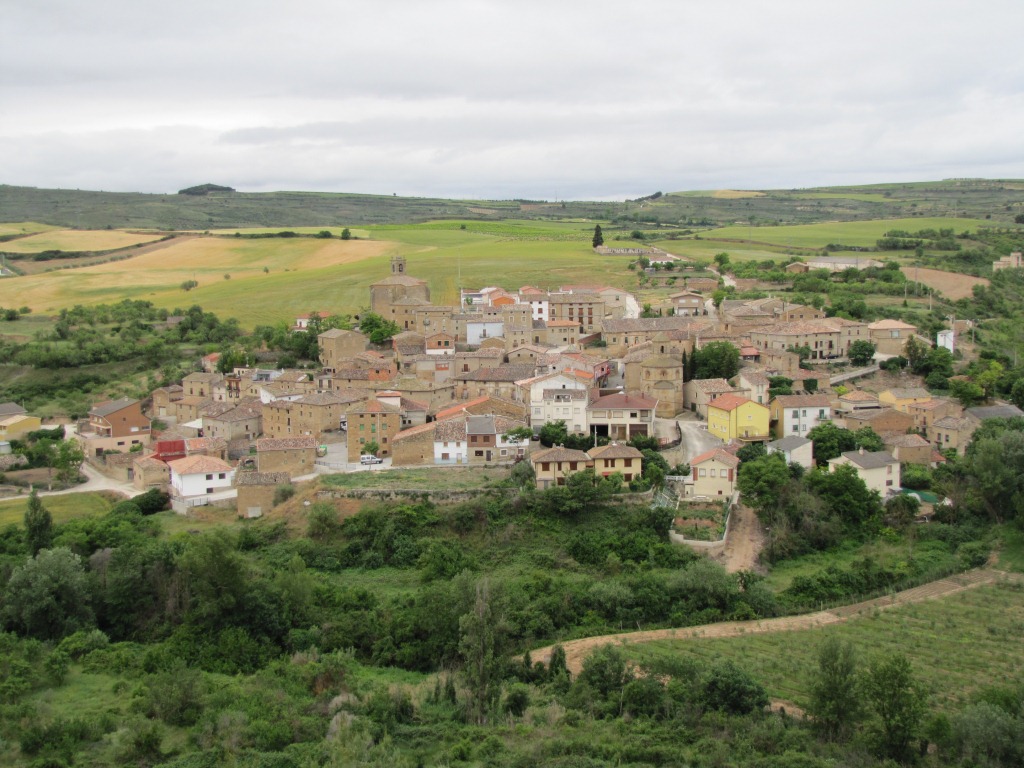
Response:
2,178,1024,230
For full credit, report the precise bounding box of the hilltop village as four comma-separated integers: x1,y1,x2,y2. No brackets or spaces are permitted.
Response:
8,252,1016,516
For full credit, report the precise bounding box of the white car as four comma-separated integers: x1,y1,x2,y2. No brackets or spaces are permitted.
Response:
359,454,383,465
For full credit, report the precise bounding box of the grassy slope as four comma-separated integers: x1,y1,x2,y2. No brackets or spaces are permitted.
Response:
700,217,992,249
0,225,633,327
0,230,164,253
629,581,1024,711
0,492,114,527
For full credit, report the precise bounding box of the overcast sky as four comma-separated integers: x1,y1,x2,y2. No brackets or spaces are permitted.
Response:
3,0,1023,200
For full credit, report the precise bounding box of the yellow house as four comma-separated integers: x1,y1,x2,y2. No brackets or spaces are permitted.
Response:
587,442,644,483
878,387,933,413
706,394,770,443
0,413,42,441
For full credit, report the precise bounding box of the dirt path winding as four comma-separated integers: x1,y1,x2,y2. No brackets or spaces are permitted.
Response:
714,503,766,573
529,569,1015,675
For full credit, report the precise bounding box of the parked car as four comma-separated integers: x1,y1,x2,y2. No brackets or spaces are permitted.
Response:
360,454,383,465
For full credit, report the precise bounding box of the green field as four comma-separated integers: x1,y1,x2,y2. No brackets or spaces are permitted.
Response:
628,581,1024,711
0,225,635,327
320,466,508,491
0,492,113,527
700,217,991,249
0,221,58,238
0,229,164,253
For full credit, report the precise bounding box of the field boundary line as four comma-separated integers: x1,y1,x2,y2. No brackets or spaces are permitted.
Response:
529,568,1022,675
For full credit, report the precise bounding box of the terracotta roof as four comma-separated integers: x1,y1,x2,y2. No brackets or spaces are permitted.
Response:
132,456,168,470
256,437,318,451
693,378,735,393
908,399,951,411
456,365,537,382
933,416,973,430
588,443,644,460
772,394,832,408
393,421,437,441
709,393,758,411
690,448,740,468
531,446,591,463
235,471,292,486
348,399,401,415
868,319,917,330
434,418,468,442
184,437,228,453
168,455,234,475
885,433,931,448
840,390,879,402
882,388,931,400
588,393,658,410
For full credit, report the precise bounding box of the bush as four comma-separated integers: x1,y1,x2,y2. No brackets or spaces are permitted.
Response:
273,484,295,506
702,661,768,715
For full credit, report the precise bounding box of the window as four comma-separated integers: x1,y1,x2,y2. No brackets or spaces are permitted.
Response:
792,410,799,418
218,473,226,479
442,452,450,460
699,468,706,477
623,459,633,468
541,462,550,471
792,424,799,432
709,468,716,477
569,462,578,470
206,474,213,480
207,487,213,494
475,450,484,457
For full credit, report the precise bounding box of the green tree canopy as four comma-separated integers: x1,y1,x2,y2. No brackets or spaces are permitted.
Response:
692,341,740,380
2,547,94,640
23,489,52,556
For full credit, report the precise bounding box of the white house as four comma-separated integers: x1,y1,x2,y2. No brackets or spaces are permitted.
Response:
770,394,831,438
517,371,592,426
827,449,900,497
169,455,236,499
467,318,505,346
767,435,814,471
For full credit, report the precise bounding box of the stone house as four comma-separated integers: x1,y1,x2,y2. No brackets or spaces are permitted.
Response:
346,399,402,461
767,435,814,471
256,436,318,477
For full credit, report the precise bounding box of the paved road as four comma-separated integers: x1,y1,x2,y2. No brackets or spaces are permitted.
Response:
5,462,142,501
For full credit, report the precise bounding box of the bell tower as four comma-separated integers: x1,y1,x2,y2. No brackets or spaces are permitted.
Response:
391,255,406,275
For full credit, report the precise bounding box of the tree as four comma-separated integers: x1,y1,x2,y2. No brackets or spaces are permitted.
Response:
702,661,768,715
950,379,985,407
357,312,400,345
807,422,857,465
863,654,927,762
809,637,863,741
1010,378,1024,409
975,360,1005,400
1,547,94,640
737,453,790,511
459,579,507,725
362,440,380,457
691,341,740,380
502,427,533,445
714,252,730,269
853,427,884,452
53,440,84,486
538,420,569,448
340,227,352,240
24,489,52,556
592,225,604,248
848,340,877,366
806,464,882,531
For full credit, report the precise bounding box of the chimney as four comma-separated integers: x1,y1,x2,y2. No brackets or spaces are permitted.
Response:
858,446,865,455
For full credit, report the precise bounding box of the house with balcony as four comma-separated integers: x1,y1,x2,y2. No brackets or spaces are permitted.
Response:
77,398,152,456
707,394,770,443
770,393,832,438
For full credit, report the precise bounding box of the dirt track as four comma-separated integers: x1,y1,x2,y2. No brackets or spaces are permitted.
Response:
715,504,765,573
529,569,1015,676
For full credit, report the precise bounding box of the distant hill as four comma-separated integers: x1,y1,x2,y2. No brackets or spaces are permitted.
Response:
0,179,1021,230
177,183,236,196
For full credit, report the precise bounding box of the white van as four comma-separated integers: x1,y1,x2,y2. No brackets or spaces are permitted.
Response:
360,454,383,465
